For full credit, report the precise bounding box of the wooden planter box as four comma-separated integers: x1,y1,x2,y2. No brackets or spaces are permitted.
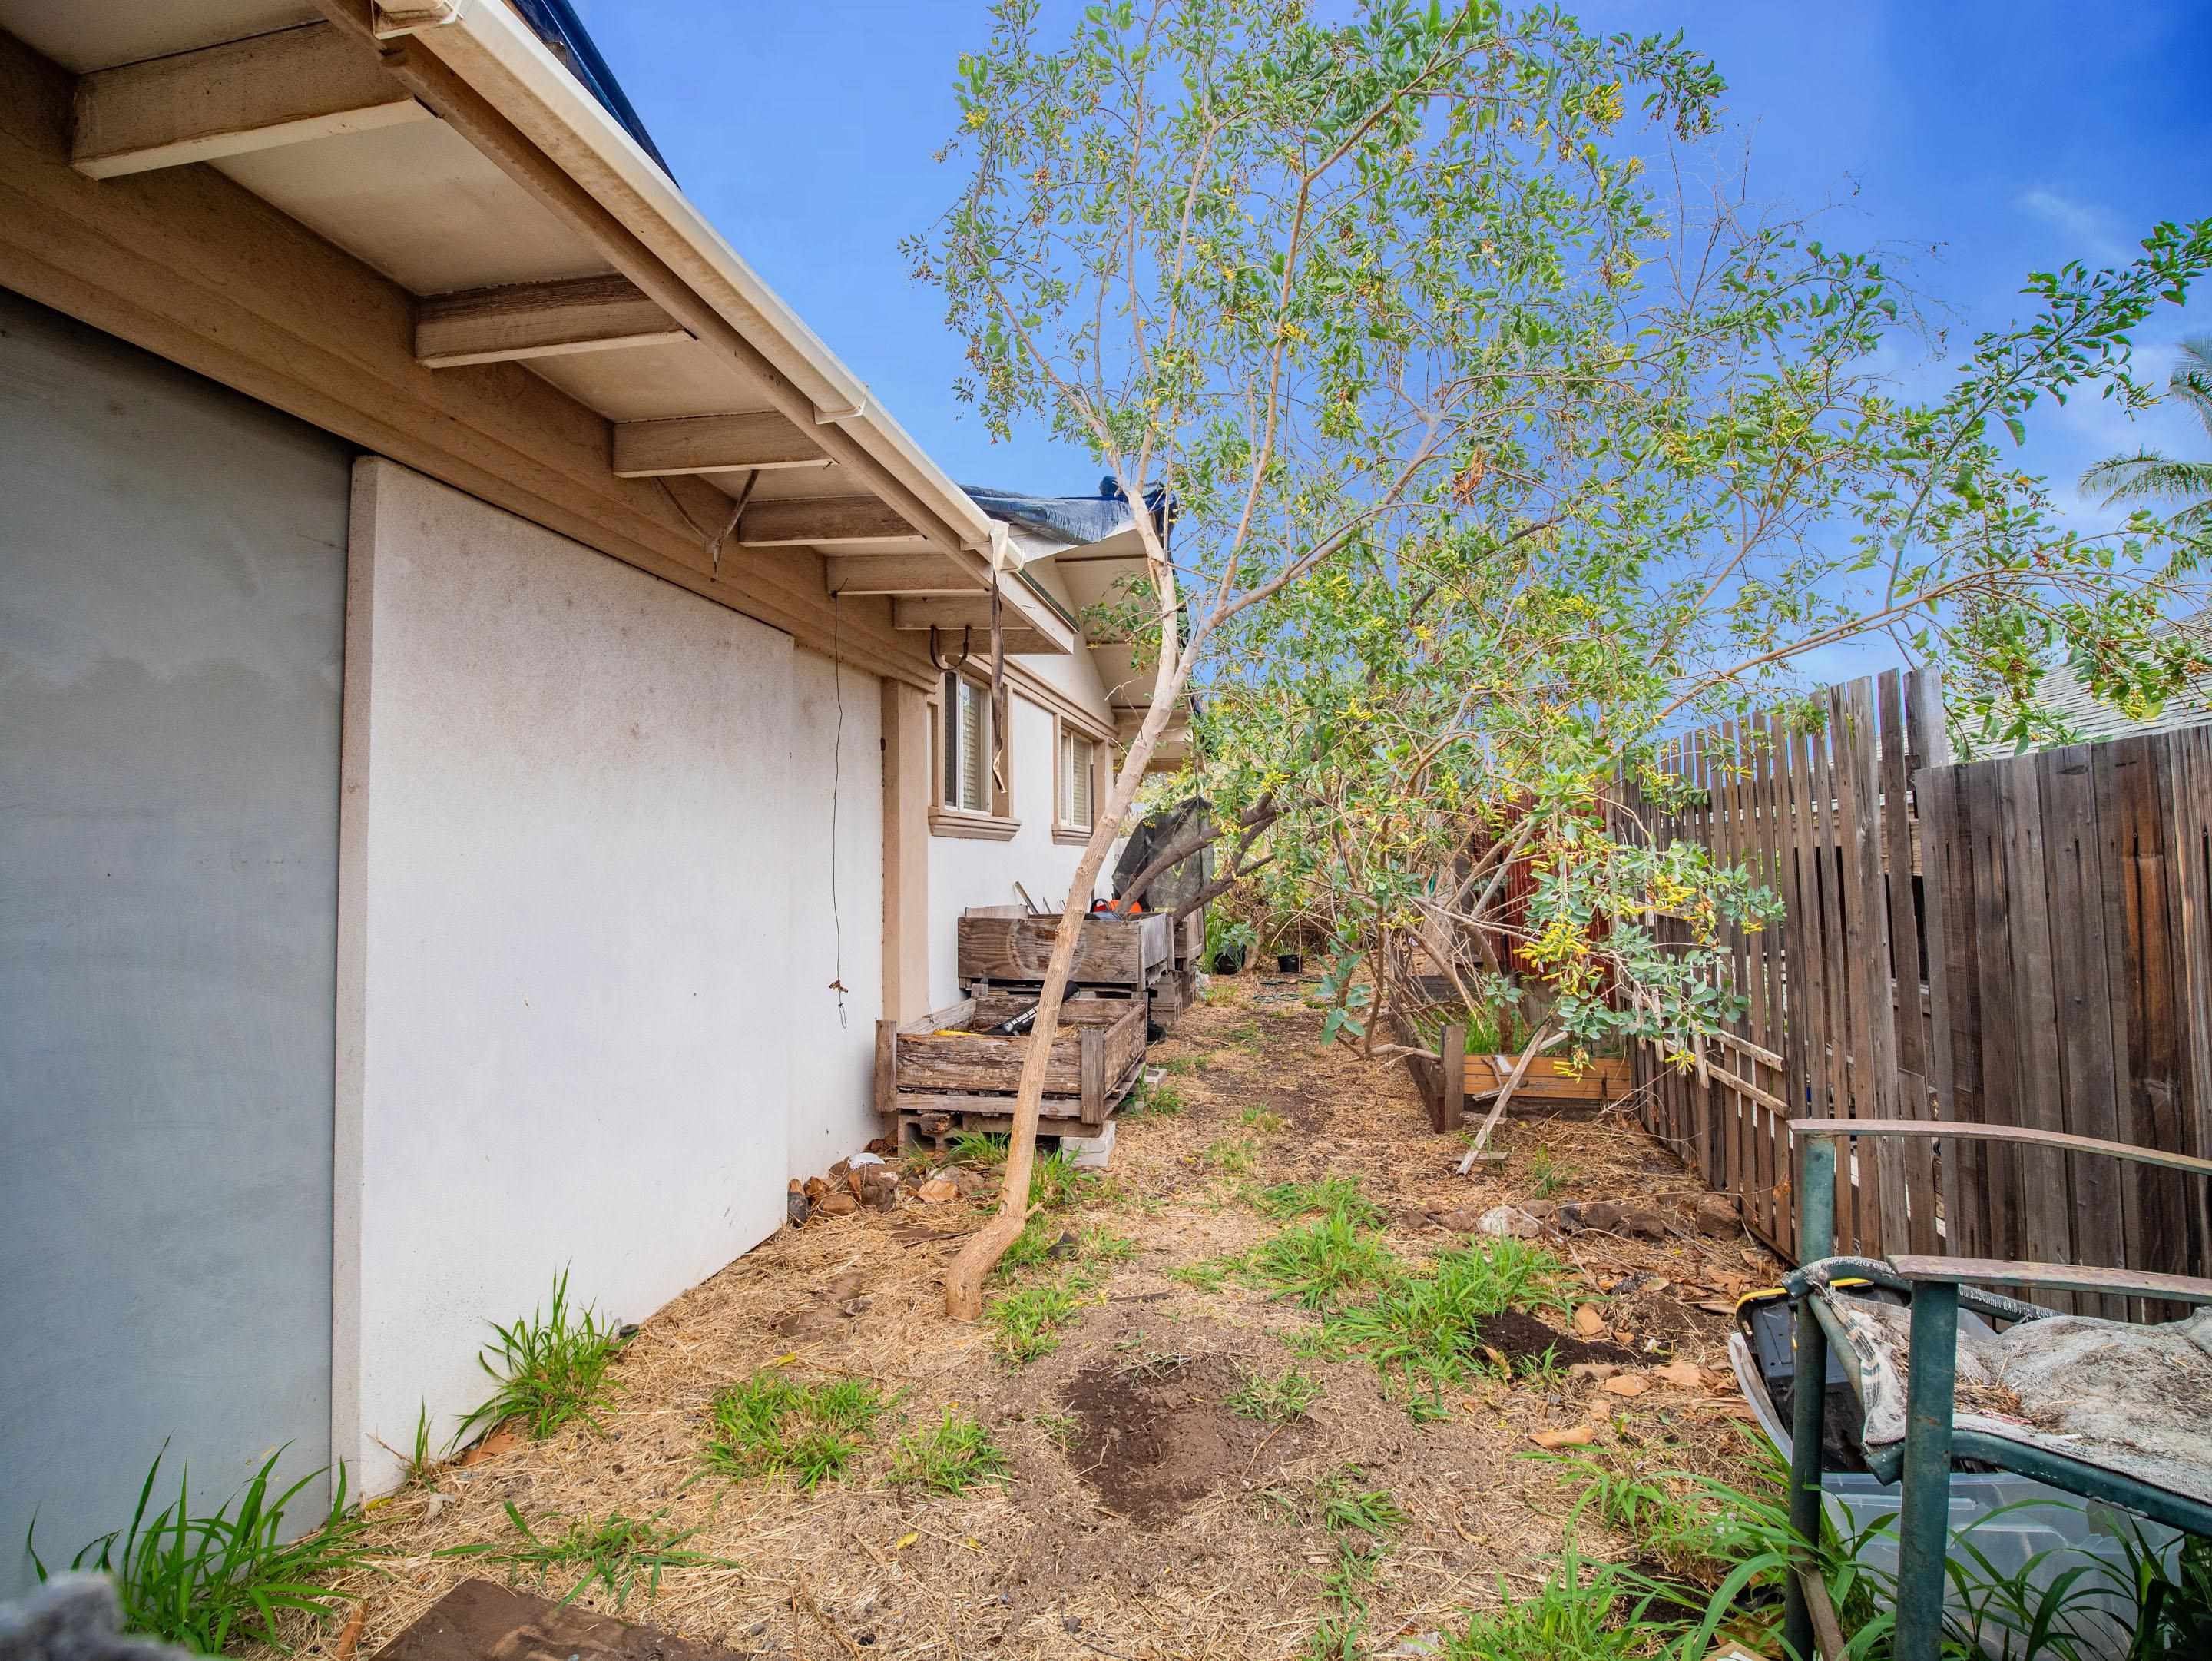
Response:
956,910,1172,989
1399,1015,1634,1132
875,990,1147,1132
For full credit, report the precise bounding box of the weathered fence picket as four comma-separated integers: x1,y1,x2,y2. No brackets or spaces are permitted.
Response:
1632,677,2212,1298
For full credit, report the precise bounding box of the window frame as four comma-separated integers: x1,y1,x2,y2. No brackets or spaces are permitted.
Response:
1051,712,1111,845
929,669,1018,840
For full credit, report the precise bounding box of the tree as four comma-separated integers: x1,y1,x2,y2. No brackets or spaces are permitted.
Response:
912,0,1737,1315
1190,221,2212,1073
2083,333,2212,534
912,0,2210,1313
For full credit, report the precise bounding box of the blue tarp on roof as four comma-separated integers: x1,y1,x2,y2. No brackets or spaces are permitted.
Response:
507,0,675,179
964,478,1171,546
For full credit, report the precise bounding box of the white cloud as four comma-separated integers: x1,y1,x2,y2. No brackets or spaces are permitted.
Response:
2016,186,2134,267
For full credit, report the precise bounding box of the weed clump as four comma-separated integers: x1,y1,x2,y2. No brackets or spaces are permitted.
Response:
462,1268,625,1442
703,1368,891,1488
30,1446,380,1654
886,1409,1011,1494
1319,1238,1575,1414
1248,1215,1398,1310
985,1273,1097,1364
1227,1366,1326,1424
438,1504,733,1610
1250,1175,1386,1230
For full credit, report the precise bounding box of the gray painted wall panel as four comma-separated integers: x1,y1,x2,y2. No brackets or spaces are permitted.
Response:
0,289,349,1594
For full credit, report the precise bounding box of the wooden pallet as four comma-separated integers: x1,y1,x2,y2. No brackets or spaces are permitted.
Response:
876,989,1147,1132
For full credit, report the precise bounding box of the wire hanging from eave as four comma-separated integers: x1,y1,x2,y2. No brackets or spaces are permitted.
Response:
828,591,849,1029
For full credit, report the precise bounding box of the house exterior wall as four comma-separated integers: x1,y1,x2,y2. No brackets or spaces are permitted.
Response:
926,643,1121,1010
0,289,349,1595
336,459,797,1494
786,647,885,1179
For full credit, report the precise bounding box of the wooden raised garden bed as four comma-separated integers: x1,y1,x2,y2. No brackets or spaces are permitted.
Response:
956,909,1173,988
875,990,1147,1142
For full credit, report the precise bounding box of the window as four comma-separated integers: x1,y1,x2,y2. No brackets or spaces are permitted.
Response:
942,673,992,812
1059,727,1096,831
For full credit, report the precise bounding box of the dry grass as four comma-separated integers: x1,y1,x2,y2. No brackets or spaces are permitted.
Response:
269,976,1782,1661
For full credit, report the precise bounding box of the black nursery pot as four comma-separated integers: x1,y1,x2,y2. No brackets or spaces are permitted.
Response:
1211,945,1247,975
1277,953,1303,974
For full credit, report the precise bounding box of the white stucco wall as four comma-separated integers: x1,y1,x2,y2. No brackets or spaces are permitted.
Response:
336,459,796,1494
786,647,884,1179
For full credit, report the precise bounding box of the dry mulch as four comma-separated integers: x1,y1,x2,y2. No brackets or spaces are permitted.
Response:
275,976,1784,1661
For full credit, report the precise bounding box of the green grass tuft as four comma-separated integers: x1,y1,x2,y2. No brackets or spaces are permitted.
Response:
1167,1253,1248,1292
30,1444,381,1654
1227,1366,1326,1424
948,1130,1009,1165
984,1273,1096,1364
702,1368,891,1488
1320,1238,1574,1411
1124,1078,1187,1118
886,1410,1012,1494
1248,1215,1399,1310
437,1504,733,1610
1200,1136,1258,1175
1240,1106,1286,1133
1250,1176,1386,1230
461,1268,624,1443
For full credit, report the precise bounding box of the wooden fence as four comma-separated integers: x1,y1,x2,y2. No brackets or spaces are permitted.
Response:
1628,672,2212,1300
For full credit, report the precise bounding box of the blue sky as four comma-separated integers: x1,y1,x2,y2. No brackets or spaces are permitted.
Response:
575,0,2210,530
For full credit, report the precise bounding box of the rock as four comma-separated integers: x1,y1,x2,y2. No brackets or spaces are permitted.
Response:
1571,1304,1607,1338
830,1159,851,1179
839,1296,873,1318
1555,1200,1623,1233
1431,1207,1480,1233
850,1150,885,1168
1689,1193,1740,1238
952,1169,989,1199
917,1178,955,1202
1620,1208,1671,1240
786,1189,811,1228
804,1175,831,1204
1476,1204,1541,1238
817,1192,859,1217
846,1170,865,1198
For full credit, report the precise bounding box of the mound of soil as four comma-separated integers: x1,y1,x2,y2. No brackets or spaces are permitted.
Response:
1063,1353,1313,1525
1476,1308,1640,1367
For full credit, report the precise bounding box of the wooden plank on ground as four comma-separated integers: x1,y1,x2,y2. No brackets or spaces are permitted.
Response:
372,1580,743,1661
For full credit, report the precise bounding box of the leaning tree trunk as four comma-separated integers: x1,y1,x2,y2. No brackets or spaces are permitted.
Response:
942,688,1184,1319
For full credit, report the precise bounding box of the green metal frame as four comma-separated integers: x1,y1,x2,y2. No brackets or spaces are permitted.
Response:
1778,1119,2212,1661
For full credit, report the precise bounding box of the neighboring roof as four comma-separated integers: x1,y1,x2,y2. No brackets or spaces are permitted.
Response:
2016,658,2212,743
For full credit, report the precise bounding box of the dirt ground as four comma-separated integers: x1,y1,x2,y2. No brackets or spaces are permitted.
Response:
302,975,1786,1661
